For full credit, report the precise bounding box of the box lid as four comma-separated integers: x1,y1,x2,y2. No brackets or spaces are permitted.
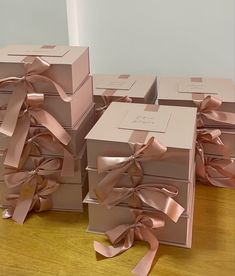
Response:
0,45,88,65
158,77,235,103
93,74,156,98
86,102,197,150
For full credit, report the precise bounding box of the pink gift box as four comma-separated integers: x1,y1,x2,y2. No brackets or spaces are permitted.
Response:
86,102,197,180
93,74,157,106
0,76,93,127
0,45,90,94
84,181,195,248
0,174,88,212
87,165,195,214
157,76,235,113
0,144,87,184
0,103,95,156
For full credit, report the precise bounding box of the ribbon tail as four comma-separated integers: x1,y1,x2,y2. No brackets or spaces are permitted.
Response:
94,241,130,258
12,179,37,224
3,116,30,168
0,84,26,136
203,112,235,128
30,109,71,145
60,148,75,177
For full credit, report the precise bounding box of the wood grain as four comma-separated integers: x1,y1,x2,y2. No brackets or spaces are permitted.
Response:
0,183,234,276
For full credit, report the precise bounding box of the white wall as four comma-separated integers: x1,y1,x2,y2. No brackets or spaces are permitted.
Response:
75,0,235,79
0,0,69,47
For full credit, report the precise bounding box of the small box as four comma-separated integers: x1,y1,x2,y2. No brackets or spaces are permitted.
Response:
0,104,95,156
0,45,90,94
93,74,157,106
0,76,93,127
84,183,195,248
87,165,195,214
157,77,235,113
86,102,197,180
0,174,88,212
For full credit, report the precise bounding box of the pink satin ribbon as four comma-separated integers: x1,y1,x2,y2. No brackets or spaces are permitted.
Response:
0,57,71,138
94,212,164,276
196,132,235,187
3,93,71,168
3,157,61,223
194,95,235,128
95,95,132,120
98,181,184,223
96,137,167,199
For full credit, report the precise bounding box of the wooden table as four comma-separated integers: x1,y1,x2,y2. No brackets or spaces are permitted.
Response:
0,184,234,276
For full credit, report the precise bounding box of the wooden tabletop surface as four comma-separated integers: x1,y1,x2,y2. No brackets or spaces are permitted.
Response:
0,183,234,276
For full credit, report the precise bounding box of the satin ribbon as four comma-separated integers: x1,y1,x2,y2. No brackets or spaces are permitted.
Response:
94,212,164,276
2,178,59,220
0,57,71,138
14,130,74,176
96,137,167,200
197,128,230,159
98,181,184,223
3,157,61,223
95,95,132,119
196,141,235,187
193,95,235,128
3,93,71,168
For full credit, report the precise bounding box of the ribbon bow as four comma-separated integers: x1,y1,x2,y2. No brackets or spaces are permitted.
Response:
3,157,61,223
194,95,235,128
3,178,59,220
96,95,132,119
3,93,71,168
0,57,71,138
94,212,164,276
96,137,167,199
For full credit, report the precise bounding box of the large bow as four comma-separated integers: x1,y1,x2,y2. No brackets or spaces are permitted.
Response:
3,157,61,223
194,95,235,128
0,57,71,138
94,212,164,276
96,137,167,199
3,93,71,168
95,95,132,120
3,178,59,220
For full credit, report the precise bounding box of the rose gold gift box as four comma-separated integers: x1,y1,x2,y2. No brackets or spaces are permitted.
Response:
157,77,235,113
0,45,90,94
0,76,93,127
0,174,88,212
84,179,195,248
0,104,95,156
0,144,87,184
93,74,157,105
87,164,195,214
86,102,197,180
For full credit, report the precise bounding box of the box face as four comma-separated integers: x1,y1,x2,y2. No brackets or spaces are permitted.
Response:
86,102,197,180
0,45,90,93
85,185,195,248
87,165,195,214
158,77,235,112
93,74,157,104
0,76,93,127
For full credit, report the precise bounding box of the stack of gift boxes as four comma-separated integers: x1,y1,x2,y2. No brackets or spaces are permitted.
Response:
0,44,95,223
157,77,235,187
85,101,197,275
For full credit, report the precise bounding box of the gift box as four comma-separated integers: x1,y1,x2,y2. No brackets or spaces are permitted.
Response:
157,77,235,112
0,173,88,212
86,102,197,180
0,103,95,156
84,180,195,248
93,74,157,106
0,44,90,94
87,164,195,214
0,144,87,184
0,75,93,127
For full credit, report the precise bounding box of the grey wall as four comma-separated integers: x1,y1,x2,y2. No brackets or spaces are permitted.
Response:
0,0,69,47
